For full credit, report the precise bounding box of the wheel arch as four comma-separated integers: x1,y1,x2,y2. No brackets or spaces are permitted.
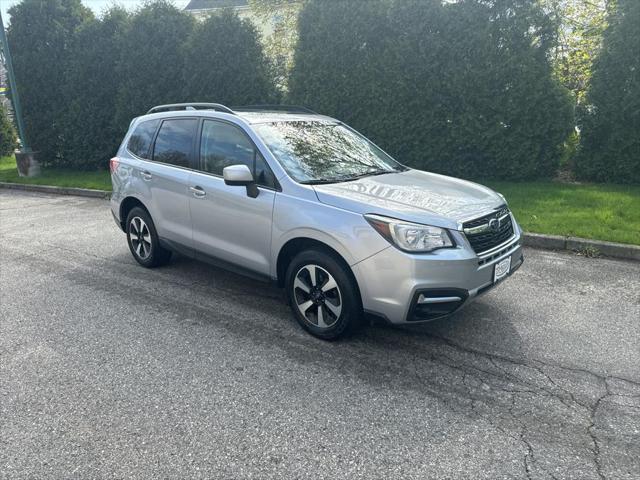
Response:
119,196,150,231
276,237,363,310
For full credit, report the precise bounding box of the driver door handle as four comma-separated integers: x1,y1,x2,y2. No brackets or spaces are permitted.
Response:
190,186,206,198
141,170,152,181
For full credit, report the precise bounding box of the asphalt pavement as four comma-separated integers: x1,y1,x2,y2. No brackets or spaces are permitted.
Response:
1,190,639,479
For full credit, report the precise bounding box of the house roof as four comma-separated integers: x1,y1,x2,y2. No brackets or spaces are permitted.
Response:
184,0,248,10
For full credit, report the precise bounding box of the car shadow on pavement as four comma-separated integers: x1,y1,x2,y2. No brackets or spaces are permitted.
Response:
143,251,527,362
157,252,534,398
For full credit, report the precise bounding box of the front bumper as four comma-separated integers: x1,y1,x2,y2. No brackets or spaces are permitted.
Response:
351,223,524,325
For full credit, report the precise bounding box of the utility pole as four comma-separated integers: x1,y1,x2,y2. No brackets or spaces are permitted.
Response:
0,9,27,149
0,9,38,176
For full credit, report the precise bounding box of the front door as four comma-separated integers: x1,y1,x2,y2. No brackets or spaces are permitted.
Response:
188,119,277,276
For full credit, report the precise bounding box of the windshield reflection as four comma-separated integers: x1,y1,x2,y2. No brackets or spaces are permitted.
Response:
255,121,405,183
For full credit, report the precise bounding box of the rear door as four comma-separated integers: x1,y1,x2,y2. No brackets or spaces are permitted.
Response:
188,119,277,276
142,117,198,250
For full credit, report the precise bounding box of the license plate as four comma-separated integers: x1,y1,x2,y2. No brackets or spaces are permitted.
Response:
494,256,511,283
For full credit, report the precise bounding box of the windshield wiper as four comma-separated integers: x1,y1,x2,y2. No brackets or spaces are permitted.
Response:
345,168,403,180
300,167,406,185
299,177,356,185
361,169,394,178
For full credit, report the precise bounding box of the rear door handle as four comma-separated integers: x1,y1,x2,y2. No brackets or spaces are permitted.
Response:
190,186,206,198
141,170,152,181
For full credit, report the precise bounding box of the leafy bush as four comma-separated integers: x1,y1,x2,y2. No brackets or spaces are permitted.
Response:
289,0,574,180
183,9,278,105
0,103,17,156
7,0,93,165
576,0,640,184
61,7,130,169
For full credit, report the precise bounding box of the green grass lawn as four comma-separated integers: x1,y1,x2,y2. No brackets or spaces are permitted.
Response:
1,155,638,245
0,155,111,191
487,181,640,245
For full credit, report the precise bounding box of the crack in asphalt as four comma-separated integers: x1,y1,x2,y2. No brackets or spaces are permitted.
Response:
588,393,607,480
408,331,640,480
378,324,639,480
421,330,640,390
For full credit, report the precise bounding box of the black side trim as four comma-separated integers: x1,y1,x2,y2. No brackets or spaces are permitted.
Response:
159,238,194,259
111,210,125,232
363,309,392,326
159,238,272,284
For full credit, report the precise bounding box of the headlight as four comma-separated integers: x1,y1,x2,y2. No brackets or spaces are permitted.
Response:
364,214,455,253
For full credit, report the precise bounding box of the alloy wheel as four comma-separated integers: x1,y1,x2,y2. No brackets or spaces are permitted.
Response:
129,216,152,260
293,264,342,329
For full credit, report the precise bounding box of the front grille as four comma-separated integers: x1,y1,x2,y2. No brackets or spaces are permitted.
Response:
463,207,514,255
477,240,519,266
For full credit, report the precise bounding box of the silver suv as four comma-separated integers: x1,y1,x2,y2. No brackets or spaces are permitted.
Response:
110,103,524,339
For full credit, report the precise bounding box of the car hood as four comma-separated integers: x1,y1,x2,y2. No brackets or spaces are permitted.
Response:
312,169,504,230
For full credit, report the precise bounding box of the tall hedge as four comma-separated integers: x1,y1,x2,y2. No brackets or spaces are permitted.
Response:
576,0,640,184
61,8,130,169
0,103,17,156
7,0,93,164
115,1,194,125
183,10,278,105
289,0,574,180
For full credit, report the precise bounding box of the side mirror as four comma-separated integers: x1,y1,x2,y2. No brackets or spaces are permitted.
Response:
223,164,258,198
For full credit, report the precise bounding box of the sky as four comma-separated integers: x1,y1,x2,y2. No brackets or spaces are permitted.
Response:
1,0,190,26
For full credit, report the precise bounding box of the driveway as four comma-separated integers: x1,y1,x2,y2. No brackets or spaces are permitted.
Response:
1,190,638,479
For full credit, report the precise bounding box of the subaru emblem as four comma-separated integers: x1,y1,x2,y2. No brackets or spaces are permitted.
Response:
488,218,500,232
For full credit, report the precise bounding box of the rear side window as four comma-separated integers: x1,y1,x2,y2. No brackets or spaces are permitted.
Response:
152,118,198,168
127,119,160,159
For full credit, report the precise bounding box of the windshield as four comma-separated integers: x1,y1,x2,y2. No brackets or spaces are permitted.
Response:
254,121,406,184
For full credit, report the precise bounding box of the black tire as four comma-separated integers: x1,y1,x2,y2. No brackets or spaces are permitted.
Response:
285,249,362,340
125,207,172,268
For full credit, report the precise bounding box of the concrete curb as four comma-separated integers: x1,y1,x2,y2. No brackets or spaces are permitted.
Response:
522,232,640,262
1,181,638,262
0,181,110,199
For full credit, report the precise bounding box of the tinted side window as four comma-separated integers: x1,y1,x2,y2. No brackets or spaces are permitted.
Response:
152,119,198,168
200,120,276,188
127,119,160,159
200,120,254,174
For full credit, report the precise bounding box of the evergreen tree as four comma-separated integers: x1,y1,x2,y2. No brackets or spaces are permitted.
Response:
7,0,93,165
576,0,640,184
62,7,130,169
115,1,194,124
289,0,574,180
183,9,277,105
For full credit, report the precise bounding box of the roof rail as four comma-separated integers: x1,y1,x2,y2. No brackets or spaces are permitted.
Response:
232,104,318,114
146,103,235,115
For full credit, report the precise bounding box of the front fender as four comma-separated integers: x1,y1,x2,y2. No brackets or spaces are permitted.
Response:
271,193,390,276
